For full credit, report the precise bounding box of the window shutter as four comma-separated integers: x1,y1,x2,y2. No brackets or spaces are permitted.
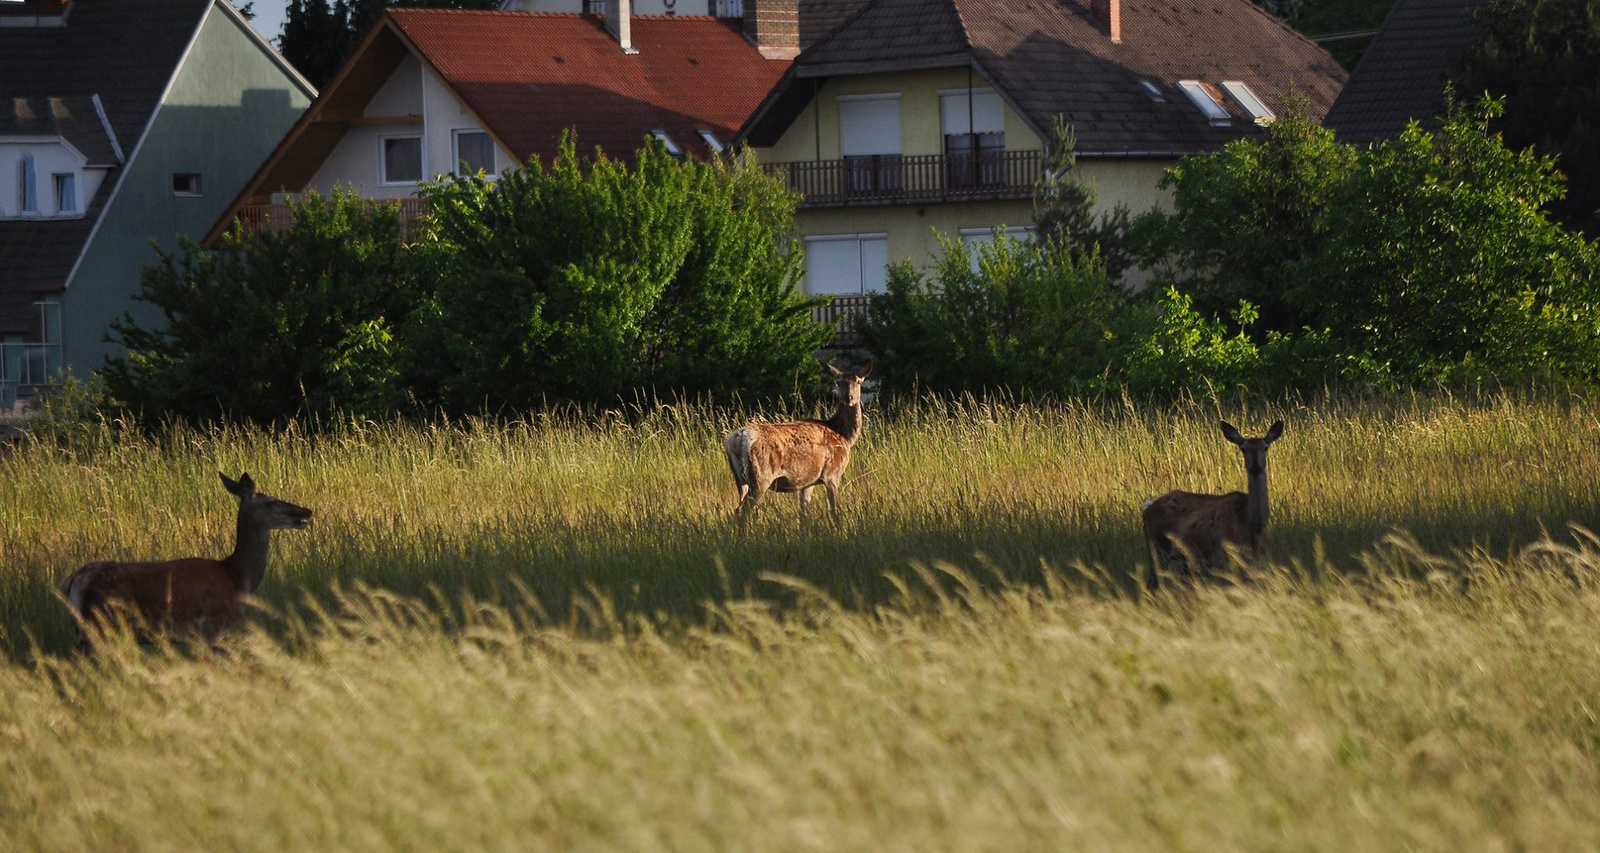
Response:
940,90,1004,136
839,97,903,157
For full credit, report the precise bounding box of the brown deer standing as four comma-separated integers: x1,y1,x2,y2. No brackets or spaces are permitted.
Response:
58,472,312,650
1141,420,1283,590
724,361,872,528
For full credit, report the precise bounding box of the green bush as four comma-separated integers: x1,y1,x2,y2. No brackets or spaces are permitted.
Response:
405,136,831,411
104,190,415,423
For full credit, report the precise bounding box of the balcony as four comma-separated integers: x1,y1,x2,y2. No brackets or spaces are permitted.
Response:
233,198,431,240
0,340,63,408
765,150,1042,208
811,294,871,349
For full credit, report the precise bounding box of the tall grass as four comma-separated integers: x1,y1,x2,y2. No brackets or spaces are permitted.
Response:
4,391,1599,658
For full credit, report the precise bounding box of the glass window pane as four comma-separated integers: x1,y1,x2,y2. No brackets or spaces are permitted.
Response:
383,137,422,183
55,174,76,212
41,303,61,343
21,154,37,213
455,131,495,176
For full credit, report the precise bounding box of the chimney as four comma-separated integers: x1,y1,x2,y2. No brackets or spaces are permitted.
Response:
744,0,799,60
1090,0,1121,43
605,0,637,54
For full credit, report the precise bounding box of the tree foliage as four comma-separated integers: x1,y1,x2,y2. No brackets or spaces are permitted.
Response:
280,0,497,89
104,190,415,423
405,135,830,411
1456,0,1600,235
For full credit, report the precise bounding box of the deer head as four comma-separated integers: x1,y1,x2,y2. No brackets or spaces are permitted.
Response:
1220,420,1284,476
221,472,313,530
825,360,872,408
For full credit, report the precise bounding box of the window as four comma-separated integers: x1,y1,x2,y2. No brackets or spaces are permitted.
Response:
804,234,889,296
381,135,423,184
697,129,725,154
1,302,63,390
1221,81,1275,124
173,173,202,196
53,173,75,213
1139,80,1166,102
1178,80,1231,126
839,94,903,194
19,153,36,214
452,130,496,177
960,226,1034,271
650,130,684,158
940,88,1006,188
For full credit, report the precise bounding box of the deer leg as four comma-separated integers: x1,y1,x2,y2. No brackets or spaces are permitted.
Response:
799,486,815,519
825,478,842,527
738,482,765,531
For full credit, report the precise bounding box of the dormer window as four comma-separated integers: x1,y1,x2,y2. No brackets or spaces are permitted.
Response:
1178,80,1231,126
651,130,684,158
697,130,725,154
1221,81,1275,124
53,173,76,213
1139,80,1165,102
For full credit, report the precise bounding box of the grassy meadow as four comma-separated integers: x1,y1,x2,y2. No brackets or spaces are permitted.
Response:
4,392,1600,849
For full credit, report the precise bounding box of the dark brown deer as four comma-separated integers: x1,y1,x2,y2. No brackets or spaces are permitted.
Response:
58,472,312,649
724,361,872,527
1141,420,1283,590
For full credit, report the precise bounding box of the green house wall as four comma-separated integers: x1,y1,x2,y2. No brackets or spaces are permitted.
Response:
60,2,312,376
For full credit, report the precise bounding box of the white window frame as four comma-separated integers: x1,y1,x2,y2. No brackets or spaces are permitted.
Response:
1139,80,1166,102
697,129,725,154
803,232,889,296
1178,80,1232,126
451,128,497,178
52,172,76,214
379,133,424,186
1221,81,1275,124
651,130,684,158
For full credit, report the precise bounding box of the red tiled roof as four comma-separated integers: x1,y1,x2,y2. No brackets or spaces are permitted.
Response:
389,10,790,162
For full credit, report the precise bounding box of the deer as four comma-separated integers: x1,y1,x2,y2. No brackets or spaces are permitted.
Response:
1141,420,1284,591
724,360,872,528
57,472,313,650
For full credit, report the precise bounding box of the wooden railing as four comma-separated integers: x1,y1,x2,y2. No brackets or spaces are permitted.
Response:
812,294,871,348
766,150,1042,207
234,198,431,240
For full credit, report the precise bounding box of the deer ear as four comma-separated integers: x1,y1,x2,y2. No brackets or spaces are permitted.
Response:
220,472,244,496
856,360,873,379
1219,421,1245,445
824,361,845,377
1265,420,1285,444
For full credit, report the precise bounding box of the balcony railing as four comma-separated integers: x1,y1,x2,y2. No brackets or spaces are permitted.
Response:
234,198,431,240
0,340,63,407
766,150,1042,208
811,294,871,348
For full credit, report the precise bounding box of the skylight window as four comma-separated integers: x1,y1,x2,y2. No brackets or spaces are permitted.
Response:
1139,80,1165,102
1221,81,1275,124
1178,80,1231,126
651,130,683,158
697,130,725,154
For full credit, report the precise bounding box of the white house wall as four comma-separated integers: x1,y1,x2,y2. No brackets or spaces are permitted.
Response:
307,54,513,199
0,141,104,218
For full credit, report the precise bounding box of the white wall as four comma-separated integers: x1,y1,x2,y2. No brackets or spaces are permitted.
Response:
307,54,514,199
0,140,105,218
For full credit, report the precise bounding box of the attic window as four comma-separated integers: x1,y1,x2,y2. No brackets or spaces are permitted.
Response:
697,130,725,154
1178,80,1231,126
1221,81,1275,124
1139,80,1165,102
651,130,684,158
173,173,202,196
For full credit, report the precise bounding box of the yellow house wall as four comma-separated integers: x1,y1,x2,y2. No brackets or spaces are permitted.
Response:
795,200,1038,273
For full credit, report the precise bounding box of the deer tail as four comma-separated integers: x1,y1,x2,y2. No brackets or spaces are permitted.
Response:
724,428,752,487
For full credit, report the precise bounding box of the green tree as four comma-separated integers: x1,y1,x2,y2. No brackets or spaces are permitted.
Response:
1456,0,1600,235
1306,96,1600,382
1032,117,1133,280
1133,101,1357,332
405,136,830,410
104,190,415,423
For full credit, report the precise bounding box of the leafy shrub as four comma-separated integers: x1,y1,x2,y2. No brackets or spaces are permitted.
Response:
104,190,415,423
405,136,831,411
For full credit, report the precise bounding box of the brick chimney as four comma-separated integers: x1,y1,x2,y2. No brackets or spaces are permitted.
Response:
1090,0,1121,43
744,0,799,59
605,0,637,54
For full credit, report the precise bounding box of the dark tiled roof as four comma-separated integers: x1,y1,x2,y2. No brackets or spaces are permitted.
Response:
745,0,1347,156
1323,0,1488,143
0,0,213,333
0,95,123,166
390,10,790,162
797,0,871,49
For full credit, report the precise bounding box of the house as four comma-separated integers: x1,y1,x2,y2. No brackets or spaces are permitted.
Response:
1323,0,1489,143
736,0,1347,304
498,0,867,53
0,0,314,402
207,1,794,244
